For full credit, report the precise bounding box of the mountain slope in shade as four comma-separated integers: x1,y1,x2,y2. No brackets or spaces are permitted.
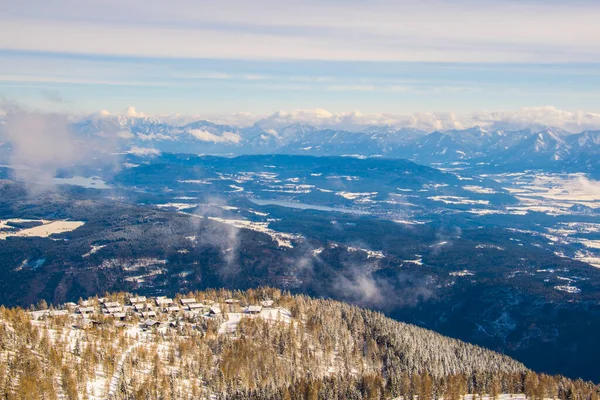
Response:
45,115,600,176
568,130,600,153
493,128,572,165
398,131,470,162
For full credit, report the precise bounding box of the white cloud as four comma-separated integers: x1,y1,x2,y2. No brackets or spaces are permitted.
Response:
0,74,170,87
136,132,173,141
127,146,160,156
563,176,600,198
126,106,144,118
116,131,134,139
0,110,82,184
187,129,241,143
2,1,600,63
250,107,600,132
79,106,600,133
326,85,376,92
0,107,118,188
472,107,600,132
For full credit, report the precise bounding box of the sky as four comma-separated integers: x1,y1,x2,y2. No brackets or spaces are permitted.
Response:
1,0,600,118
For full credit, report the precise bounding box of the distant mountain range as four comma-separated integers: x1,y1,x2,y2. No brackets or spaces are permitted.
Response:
70,115,600,173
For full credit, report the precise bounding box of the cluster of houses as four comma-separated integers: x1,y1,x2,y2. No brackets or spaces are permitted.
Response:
29,295,288,332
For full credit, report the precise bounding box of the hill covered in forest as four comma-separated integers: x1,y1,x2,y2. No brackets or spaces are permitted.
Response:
0,288,597,399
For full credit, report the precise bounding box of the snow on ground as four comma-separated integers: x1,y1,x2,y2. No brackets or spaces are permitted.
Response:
312,247,324,256
206,216,301,248
554,285,582,294
326,175,360,181
450,270,474,277
476,244,505,251
107,341,146,398
218,312,243,334
422,183,449,189
428,196,490,205
560,222,600,233
403,257,423,266
262,183,314,194
393,395,528,400
579,239,600,249
495,172,600,215
462,185,497,194
218,308,292,335
393,219,428,225
574,250,600,268
102,258,168,271
466,209,507,215
156,203,198,211
83,244,107,258
178,179,212,184
347,246,384,259
336,191,378,200
0,219,85,240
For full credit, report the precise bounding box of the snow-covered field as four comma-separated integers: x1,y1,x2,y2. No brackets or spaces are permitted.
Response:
494,172,600,214
0,219,85,240
206,216,301,248
428,195,490,205
347,246,385,259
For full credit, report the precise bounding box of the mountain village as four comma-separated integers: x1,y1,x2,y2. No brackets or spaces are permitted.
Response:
28,293,292,336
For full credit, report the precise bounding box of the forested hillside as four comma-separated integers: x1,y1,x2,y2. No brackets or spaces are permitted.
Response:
0,288,597,399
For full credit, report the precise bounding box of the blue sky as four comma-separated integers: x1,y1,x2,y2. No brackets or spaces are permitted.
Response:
1,0,600,117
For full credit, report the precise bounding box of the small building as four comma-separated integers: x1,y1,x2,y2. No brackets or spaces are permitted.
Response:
166,305,180,313
187,303,204,311
142,310,157,318
180,298,196,305
209,305,222,315
143,319,160,328
129,296,146,304
104,306,123,314
104,301,120,308
111,312,127,320
78,306,95,314
134,303,147,311
156,297,173,306
260,300,274,308
224,298,240,304
245,305,262,314
30,310,49,320
77,318,100,330
49,310,69,317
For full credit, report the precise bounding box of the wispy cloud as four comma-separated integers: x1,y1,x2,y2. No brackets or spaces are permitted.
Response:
40,89,65,103
2,0,600,63
1,1,600,114
231,106,600,132
0,106,91,188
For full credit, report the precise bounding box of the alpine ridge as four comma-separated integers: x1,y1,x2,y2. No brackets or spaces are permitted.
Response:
1,288,598,399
